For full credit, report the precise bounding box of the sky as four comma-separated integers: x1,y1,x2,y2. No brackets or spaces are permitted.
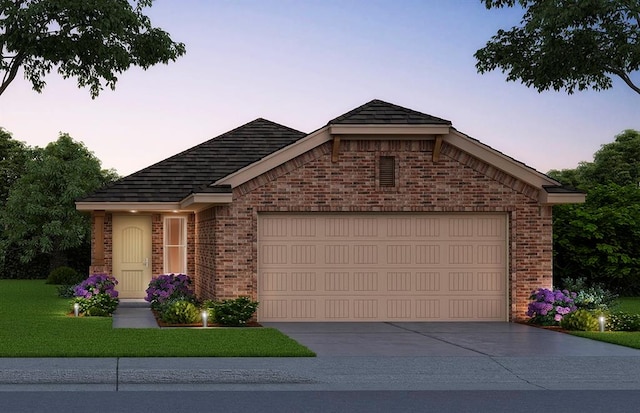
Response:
0,0,638,177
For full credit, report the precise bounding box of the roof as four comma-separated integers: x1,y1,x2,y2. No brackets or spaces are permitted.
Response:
78,99,582,207
328,99,452,125
80,118,306,202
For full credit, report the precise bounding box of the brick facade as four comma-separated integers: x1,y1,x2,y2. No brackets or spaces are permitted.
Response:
193,140,553,321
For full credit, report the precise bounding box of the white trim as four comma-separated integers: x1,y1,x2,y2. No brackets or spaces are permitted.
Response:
446,130,560,189
163,215,188,274
76,194,233,213
76,202,183,212
539,192,586,205
329,124,451,136
179,193,233,209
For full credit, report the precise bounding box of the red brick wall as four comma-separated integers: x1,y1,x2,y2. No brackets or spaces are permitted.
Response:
194,139,553,321
195,207,217,297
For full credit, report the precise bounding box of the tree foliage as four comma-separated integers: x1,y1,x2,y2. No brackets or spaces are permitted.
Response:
0,0,186,97
0,127,32,205
0,134,118,269
476,0,640,95
550,130,640,294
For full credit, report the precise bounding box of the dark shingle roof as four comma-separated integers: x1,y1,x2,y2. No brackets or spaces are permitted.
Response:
80,119,306,202
328,99,452,125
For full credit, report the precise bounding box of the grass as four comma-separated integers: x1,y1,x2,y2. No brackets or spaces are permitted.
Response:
0,280,315,357
614,296,640,313
569,296,640,350
572,331,640,349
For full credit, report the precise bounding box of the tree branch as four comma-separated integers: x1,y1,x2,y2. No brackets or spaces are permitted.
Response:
0,51,24,96
606,66,640,95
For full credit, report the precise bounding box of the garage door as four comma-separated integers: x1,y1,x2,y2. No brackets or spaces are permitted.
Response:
258,213,507,322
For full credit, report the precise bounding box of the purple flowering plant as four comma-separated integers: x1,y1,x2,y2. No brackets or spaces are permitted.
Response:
145,273,194,310
527,288,577,326
72,274,119,316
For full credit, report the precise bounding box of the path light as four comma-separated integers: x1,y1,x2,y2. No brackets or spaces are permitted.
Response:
73,303,80,318
202,311,208,328
599,316,606,332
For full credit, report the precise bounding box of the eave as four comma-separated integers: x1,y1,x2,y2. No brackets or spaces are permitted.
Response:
75,193,233,213
328,124,451,136
539,191,586,205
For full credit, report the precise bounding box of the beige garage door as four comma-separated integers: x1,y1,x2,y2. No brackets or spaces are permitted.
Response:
258,213,507,322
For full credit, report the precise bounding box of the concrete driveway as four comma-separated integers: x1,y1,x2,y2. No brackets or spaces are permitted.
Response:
263,322,640,357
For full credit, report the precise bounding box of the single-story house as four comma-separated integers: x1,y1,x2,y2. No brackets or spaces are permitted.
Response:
76,99,584,322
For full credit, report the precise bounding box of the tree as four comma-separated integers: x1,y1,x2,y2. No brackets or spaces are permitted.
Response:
550,129,640,294
475,0,640,95
549,130,640,189
1,0,186,97
553,184,640,294
0,134,118,270
0,128,32,205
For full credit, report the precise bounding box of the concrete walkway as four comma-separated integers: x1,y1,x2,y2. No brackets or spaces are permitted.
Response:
112,299,158,329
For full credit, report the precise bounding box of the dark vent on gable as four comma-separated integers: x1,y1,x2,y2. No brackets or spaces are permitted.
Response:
379,156,395,187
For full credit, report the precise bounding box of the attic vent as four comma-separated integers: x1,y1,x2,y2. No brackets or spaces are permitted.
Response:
379,156,395,187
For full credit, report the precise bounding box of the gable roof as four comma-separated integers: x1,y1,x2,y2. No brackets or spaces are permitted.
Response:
79,118,306,203
77,99,583,210
328,99,452,125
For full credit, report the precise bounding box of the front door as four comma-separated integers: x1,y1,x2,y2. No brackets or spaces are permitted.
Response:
112,215,152,299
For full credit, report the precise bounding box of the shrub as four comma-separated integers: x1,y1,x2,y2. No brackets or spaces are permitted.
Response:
527,288,577,326
561,277,618,311
145,273,194,310
607,312,640,332
159,299,199,324
72,274,119,317
560,309,600,331
207,296,259,326
57,284,76,298
46,266,83,285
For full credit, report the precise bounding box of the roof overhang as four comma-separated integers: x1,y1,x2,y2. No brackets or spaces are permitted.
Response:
328,124,451,136
446,129,560,189
179,193,233,210
539,191,586,205
76,193,233,213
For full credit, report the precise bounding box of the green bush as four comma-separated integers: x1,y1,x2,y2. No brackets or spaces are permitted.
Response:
560,309,600,331
561,277,618,311
207,296,259,326
46,266,83,285
56,285,76,298
607,312,640,331
73,294,119,317
159,299,199,324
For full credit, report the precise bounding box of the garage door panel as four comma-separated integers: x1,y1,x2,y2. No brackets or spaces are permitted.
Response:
258,214,507,322
262,296,504,321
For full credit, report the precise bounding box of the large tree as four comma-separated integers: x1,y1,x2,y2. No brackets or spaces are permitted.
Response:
475,0,640,95
0,134,117,270
0,0,186,97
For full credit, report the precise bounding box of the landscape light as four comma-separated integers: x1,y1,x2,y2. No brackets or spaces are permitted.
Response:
599,316,605,332
202,311,208,328
73,303,80,318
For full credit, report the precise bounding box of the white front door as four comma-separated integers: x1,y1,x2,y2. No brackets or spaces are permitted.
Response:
113,215,152,299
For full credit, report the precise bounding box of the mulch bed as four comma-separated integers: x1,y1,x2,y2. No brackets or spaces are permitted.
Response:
152,311,261,328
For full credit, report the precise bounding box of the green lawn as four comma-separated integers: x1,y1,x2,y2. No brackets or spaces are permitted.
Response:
0,280,315,357
569,297,640,350
614,297,640,313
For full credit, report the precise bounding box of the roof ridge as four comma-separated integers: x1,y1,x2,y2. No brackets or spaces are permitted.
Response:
327,99,452,125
